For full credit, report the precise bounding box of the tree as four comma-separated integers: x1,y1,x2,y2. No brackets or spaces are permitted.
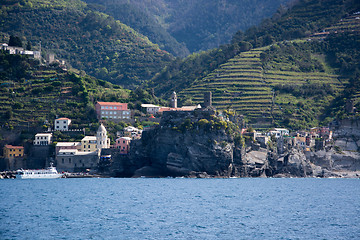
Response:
8,36,23,47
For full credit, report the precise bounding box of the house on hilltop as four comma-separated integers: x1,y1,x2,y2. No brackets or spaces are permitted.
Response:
54,117,71,131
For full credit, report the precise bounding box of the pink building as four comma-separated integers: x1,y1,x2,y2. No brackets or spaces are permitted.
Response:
95,102,131,120
114,137,131,154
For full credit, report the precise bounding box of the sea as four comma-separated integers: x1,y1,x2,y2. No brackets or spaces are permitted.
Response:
0,178,359,240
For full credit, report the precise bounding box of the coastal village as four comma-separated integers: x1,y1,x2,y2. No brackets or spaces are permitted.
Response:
1,87,336,177
0,39,358,179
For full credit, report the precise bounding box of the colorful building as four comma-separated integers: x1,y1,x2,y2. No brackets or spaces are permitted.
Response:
81,136,97,152
95,102,131,120
114,137,131,154
3,145,24,158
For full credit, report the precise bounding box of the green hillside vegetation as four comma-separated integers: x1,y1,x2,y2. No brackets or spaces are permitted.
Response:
178,38,353,130
0,52,127,129
84,0,190,58
147,0,360,130
241,0,359,47
0,51,169,145
0,0,173,88
84,0,290,55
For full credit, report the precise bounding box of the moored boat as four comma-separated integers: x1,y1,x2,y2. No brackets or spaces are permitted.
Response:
16,164,63,179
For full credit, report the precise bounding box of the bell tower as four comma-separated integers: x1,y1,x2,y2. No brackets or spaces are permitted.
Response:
171,91,177,108
96,123,110,150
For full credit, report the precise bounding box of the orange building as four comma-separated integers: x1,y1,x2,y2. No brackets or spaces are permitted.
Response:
3,145,24,158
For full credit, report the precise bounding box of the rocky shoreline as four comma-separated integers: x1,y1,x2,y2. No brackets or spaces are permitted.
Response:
107,110,360,178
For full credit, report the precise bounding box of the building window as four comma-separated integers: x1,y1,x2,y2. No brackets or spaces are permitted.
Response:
110,107,113,109
56,121,59,124
101,106,104,109
62,158,64,163
69,158,71,163
114,107,117,109
88,145,90,148
106,106,108,109
57,126,59,128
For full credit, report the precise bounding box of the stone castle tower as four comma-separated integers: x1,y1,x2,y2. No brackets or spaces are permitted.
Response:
171,91,177,108
204,92,212,108
96,123,110,150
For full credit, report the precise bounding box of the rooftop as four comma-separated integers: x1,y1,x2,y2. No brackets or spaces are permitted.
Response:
117,137,132,141
96,102,128,106
141,104,160,108
82,136,97,141
4,145,24,149
35,133,52,137
56,118,71,121
56,142,80,147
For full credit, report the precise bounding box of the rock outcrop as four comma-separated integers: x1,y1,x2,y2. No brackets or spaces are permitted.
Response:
128,109,239,177
110,114,360,178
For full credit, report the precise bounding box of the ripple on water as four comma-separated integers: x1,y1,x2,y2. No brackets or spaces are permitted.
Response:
0,178,359,239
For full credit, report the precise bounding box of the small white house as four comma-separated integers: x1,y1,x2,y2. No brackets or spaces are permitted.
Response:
269,128,290,138
141,104,161,115
34,133,52,145
54,118,71,131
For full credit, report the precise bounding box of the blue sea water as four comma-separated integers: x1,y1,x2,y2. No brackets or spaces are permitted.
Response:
0,178,359,240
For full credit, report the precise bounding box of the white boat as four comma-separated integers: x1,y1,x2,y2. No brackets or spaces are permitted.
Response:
16,164,63,179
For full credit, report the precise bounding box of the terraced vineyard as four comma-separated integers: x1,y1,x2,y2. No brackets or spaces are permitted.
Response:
179,48,273,129
324,12,360,33
179,45,346,130
0,55,129,129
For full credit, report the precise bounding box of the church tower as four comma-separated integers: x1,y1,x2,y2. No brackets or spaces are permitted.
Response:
204,91,212,107
96,123,110,150
171,91,177,108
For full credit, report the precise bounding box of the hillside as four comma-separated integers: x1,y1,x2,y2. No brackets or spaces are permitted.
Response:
84,0,291,56
0,52,131,130
147,0,360,130
0,0,173,88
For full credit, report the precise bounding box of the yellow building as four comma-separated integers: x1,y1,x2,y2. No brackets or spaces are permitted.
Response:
3,145,24,158
81,136,97,152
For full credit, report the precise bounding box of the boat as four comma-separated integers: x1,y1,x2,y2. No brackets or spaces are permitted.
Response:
16,164,63,179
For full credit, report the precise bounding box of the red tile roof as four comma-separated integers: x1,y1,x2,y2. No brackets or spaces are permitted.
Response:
4,145,24,149
96,102,127,106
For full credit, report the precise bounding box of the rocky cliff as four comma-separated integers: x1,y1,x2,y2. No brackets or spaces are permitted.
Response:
126,109,240,177
111,114,360,178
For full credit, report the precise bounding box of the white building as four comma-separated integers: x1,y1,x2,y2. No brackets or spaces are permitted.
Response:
96,124,110,150
141,104,161,115
34,133,52,145
54,118,71,131
269,128,290,138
